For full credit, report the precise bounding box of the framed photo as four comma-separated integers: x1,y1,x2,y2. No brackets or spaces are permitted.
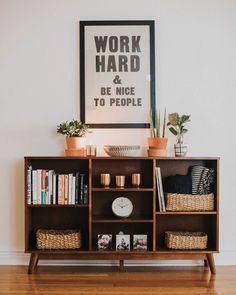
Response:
80,20,156,128
97,234,112,250
133,234,148,251
116,234,130,251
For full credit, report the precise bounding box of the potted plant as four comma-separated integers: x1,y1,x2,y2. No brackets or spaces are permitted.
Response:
57,119,91,154
147,108,168,156
167,113,191,156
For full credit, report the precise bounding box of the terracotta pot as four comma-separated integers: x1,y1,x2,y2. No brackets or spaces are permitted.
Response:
65,148,85,157
147,137,168,149
66,137,86,150
147,149,167,157
174,144,188,157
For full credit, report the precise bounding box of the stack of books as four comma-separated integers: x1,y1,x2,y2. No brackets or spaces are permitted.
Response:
27,167,88,205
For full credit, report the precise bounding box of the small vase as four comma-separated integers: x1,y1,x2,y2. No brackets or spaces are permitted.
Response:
174,143,188,157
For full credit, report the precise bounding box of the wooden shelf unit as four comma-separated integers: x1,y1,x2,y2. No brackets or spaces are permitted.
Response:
25,156,219,274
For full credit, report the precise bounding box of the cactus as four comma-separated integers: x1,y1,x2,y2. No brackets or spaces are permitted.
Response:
150,108,167,138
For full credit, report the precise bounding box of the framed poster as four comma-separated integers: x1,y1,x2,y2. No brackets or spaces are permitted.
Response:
80,20,156,128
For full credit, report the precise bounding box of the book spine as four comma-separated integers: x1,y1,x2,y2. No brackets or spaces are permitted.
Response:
83,184,88,204
157,167,165,212
52,172,56,205
37,169,42,205
48,170,54,205
72,176,76,205
41,169,46,205
32,170,37,204
45,171,49,204
80,174,85,204
68,174,73,205
64,174,69,205
156,167,162,212
75,172,80,204
27,166,32,205
58,174,63,205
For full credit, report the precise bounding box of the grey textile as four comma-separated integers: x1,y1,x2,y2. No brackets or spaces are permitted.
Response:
190,165,214,194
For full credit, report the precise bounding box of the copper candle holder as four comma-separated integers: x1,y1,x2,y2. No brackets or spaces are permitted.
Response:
100,173,111,188
116,175,126,188
132,173,141,188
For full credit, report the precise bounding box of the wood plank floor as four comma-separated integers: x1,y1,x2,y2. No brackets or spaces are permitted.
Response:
0,265,235,295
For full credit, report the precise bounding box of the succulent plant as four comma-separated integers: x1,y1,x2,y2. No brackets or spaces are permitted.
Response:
150,108,167,138
57,119,91,137
167,113,191,144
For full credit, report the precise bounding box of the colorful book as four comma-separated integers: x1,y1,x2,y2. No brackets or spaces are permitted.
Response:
41,169,46,204
32,170,37,205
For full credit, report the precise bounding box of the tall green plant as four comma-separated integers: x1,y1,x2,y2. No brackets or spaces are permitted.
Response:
167,113,191,144
150,108,167,138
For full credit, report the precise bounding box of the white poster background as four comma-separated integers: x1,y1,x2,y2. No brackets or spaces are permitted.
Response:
84,25,151,125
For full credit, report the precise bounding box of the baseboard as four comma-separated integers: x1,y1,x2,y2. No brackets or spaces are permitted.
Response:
0,251,236,266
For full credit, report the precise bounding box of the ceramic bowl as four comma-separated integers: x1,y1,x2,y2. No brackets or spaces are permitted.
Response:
104,145,140,157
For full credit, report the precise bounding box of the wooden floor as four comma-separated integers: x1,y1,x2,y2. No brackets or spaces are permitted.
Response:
0,265,235,295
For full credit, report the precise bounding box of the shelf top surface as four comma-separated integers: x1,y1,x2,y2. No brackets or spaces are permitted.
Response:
24,156,220,160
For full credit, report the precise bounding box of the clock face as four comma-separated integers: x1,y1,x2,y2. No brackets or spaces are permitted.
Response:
112,197,133,218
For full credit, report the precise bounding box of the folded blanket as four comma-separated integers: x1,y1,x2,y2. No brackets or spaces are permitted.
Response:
190,165,214,194
164,175,192,194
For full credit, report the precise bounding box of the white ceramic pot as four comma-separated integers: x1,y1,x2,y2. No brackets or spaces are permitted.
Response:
174,144,188,157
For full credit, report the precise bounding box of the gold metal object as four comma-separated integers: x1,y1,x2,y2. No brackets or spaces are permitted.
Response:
116,175,126,188
100,173,111,188
132,173,141,187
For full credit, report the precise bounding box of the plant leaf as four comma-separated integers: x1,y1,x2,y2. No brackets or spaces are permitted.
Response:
169,127,178,136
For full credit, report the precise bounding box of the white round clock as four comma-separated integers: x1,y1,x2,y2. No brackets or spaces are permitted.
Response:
112,197,133,218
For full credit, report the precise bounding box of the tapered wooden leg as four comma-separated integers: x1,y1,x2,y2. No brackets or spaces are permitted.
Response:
28,253,39,274
207,254,216,274
204,259,208,267
119,260,124,272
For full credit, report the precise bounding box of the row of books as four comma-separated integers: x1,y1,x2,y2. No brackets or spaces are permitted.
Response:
156,167,166,212
27,167,88,205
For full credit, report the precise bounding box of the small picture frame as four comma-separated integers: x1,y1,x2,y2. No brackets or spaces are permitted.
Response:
116,234,130,251
97,234,112,250
133,234,148,251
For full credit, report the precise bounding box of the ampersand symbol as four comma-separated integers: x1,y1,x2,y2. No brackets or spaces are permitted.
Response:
113,75,122,84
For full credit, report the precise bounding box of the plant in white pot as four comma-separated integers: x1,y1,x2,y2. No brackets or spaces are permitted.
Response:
57,119,91,156
147,108,168,156
167,113,191,157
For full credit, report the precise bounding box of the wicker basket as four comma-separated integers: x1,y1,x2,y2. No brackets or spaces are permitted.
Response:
166,193,214,211
36,229,82,250
165,231,208,250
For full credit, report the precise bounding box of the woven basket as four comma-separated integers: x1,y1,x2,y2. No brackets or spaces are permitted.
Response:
166,193,214,211
36,229,82,250
165,231,208,250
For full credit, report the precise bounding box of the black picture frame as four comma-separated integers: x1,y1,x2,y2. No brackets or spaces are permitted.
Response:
80,20,156,128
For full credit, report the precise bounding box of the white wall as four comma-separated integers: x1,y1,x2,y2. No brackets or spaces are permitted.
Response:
0,0,236,264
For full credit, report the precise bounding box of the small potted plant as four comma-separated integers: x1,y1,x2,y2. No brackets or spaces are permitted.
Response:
167,113,191,156
57,119,91,155
147,108,168,156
